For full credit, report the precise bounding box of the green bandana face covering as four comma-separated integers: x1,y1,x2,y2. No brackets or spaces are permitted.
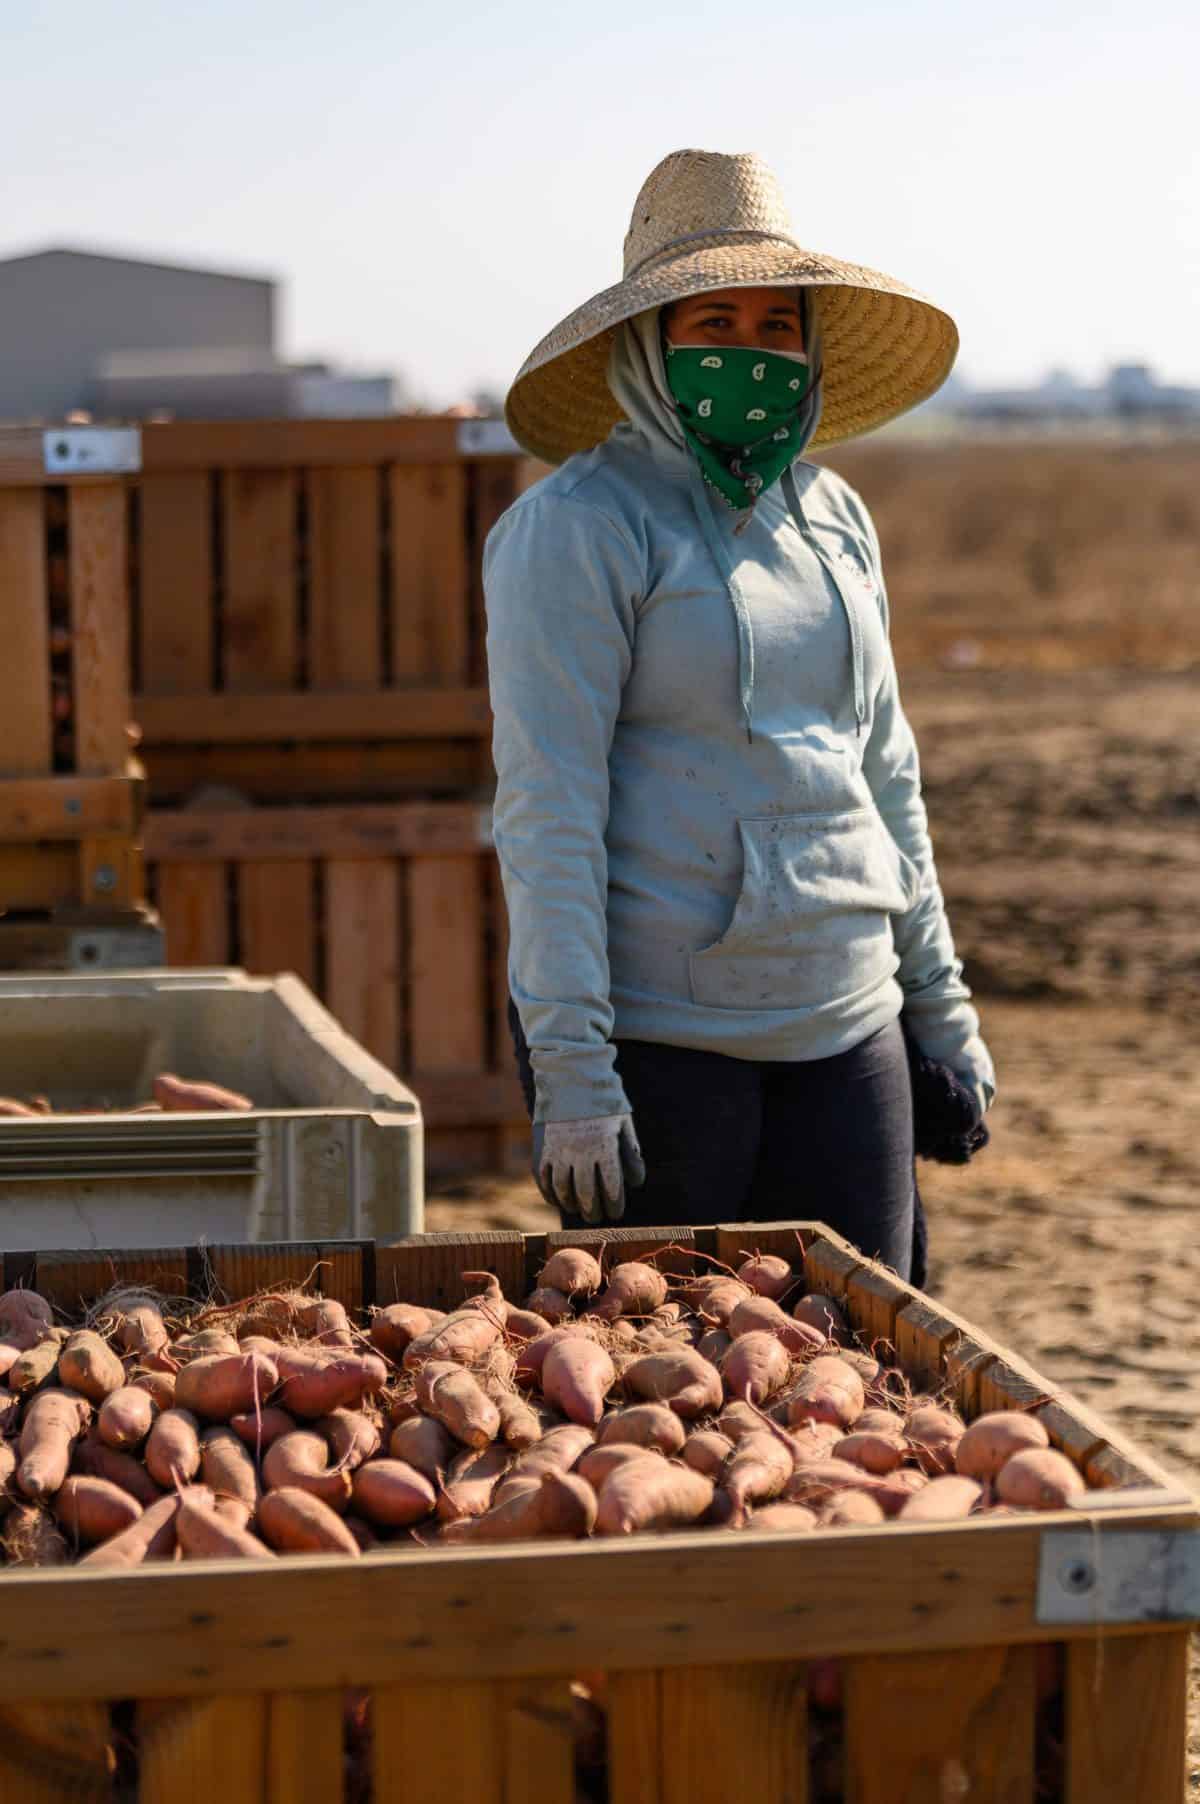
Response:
664,341,812,510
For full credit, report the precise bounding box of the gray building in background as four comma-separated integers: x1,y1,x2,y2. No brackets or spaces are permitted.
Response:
0,246,395,422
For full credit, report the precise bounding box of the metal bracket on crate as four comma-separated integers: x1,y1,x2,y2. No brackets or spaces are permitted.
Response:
455,419,520,457
42,426,142,476
1037,1520,1200,1626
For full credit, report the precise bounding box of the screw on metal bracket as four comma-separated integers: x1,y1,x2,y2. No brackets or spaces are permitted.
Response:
91,865,117,893
64,797,81,817
1060,1558,1096,1595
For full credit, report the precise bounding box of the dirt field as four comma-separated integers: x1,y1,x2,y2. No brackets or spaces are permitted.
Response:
431,441,1200,1788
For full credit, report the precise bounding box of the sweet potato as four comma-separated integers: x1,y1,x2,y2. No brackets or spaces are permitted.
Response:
17,1388,91,1499
955,1412,1050,1482
504,1307,553,1344
97,1384,157,1451
736,1254,795,1301
994,1448,1085,1510
905,1405,965,1477
821,1490,886,1527
898,1475,983,1521
597,1403,686,1457
785,1356,865,1430
145,1407,203,1489
488,1389,542,1451
0,1287,53,1352
515,1322,600,1386
402,1310,502,1373
542,1339,615,1428
262,1429,352,1511
54,1475,142,1544
229,1405,297,1454
856,1406,905,1435
721,1431,795,1525
524,1285,571,1324
131,1369,176,1410
623,1348,723,1419
538,1249,603,1298
72,1430,162,1507
875,1469,929,1516
343,1514,378,1552
442,1469,597,1544
57,1330,125,1403
682,1274,752,1324
175,1351,278,1422
576,1444,656,1490
681,1430,734,1479
112,1301,170,1360
389,1414,456,1485
273,1348,387,1419
589,1261,669,1321
175,1328,242,1359
319,1409,382,1472
2,1502,70,1565
831,1429,907,1475
294,1298,354,1348
788,1420,847,1462
595,1455,714,1535
785,1460,886,1508
259,1487,362,1555
494,1425,595,1505
728,1295,824,1357
79,1492,179,1567
201,1425,261,1514
746,1501,819,1533
717,1401,764,1443
414,1360,501,1449
721,1331,790,1404
351,1458,438,1527
6,1330,69,1395
369,1303,445,1359
791,1294,849,1340
176,1488,274,1559
436,1443,512,1522
154,1072,253,1112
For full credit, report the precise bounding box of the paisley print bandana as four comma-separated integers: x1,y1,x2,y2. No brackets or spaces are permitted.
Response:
664,342,812,510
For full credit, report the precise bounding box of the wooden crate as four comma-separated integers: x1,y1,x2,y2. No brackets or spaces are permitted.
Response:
0,463,145,917
142,800,527,1172
130,418,522,804
0,1222,1195,1803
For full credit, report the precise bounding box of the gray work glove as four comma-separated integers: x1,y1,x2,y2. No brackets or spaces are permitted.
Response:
531,1114,646,1223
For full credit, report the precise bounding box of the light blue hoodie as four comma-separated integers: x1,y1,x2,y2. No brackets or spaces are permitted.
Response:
485,310,993,1125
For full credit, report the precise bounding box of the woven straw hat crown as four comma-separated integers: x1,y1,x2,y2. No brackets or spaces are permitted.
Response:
505,149,958,465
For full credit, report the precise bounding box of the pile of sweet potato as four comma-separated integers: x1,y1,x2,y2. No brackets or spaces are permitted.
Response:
0,1073,253,1118
0,1248,1092,1567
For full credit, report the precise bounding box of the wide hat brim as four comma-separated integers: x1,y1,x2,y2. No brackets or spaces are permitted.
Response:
506,234,958,465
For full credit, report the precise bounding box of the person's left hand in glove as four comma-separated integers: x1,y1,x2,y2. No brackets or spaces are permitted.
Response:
531,1114,646,1223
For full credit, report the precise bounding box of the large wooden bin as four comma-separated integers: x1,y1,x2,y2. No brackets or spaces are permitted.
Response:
0,1221,1194,1802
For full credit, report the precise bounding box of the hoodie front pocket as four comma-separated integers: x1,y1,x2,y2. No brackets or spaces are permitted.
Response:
689,808,921,1011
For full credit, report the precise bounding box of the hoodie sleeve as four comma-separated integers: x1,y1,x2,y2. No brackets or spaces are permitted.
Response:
484,488,641,1124
855,508,996,1105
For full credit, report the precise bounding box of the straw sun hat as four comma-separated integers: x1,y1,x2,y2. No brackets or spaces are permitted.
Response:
505,149,958,465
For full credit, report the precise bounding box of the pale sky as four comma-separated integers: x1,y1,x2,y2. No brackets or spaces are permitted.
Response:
2,0,1197,407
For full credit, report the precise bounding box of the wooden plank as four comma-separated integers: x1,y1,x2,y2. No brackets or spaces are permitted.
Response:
607,1672,663,1804
221,470,296,692
140,416,469,471
976,1352,1175,1490
413,1070,526,1131
0,776,139,841
144,800,491,863
141,738,483,805
1,1503,1198,1700
660,1663,808,1804
203,1244,365,1312
541,1227,708,1282
0,427,49,485
376,1230,527,1310
499,1676,578,1804
843,1263,915,1356
306,465,382,688
803,1235,864,1299
0,489,52,775
715,1221,818,1275
238,860,316,987
0,846,78,912
31,1249,190,1316
138,472,213,694
0,1703,114,1803
373,1680,501,1804
264,1689,344,1804
138,1695,268,1802
324,858,401,1070
1066,1630,1188,1802
156,862,229,965
944,1335,998,1420
68,484,130,774
389,462,469,683
134,684,492,743
844,1644,1036,1802
894,1297,970,1396
408,854,486,1071
79,833,142,909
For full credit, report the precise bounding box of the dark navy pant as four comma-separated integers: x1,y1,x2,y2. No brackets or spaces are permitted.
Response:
508,1003,925,1283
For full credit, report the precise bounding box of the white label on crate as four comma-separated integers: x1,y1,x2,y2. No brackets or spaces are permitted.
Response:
455,419,520,457
43,427,142,476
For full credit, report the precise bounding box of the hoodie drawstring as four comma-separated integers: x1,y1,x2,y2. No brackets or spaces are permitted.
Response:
785,467,867,736
685,461,757,742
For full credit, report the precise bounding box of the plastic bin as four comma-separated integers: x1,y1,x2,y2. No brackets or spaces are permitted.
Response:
0,967,422,1246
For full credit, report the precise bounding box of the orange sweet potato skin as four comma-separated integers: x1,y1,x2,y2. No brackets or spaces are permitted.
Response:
595,1456,714,1535
350,1459,438,1528
57,1330,125,1403
258,1487,361,1556
263,1431,353,1512
174,1352,279,1422
97,1385,157,1451
54,1475,142,1544
144,1408,202,1488
79,1493,179,1567
622,1350,723,1420
273,1349,388,1419
200,1426,261,1514
17,1388,91,1499
414,1361,501,1450
955,1412,1050,1482
542,1340,616,1428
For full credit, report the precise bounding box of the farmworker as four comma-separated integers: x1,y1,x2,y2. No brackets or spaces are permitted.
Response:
486,149,993,1275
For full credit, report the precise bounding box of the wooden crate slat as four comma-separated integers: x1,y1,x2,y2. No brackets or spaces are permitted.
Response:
376,1231,527,1310
30,1249,190,1317
842,1263,915,1355
977,1352,1175,1489
944,1334,999,1419
1065,1630,1189,1801
324,857,401,1070
238,860,316,988
264,1688,344,1804
0,1702,114,1803
135,685,492,746
802,1234,864,1299
606,1671,663,1804
142,738,484,805
498,1676,578,1804
144,800,490,863
373,1680,502,1804
138,1695,268,1802
156,862,229,965
138,472,213,695
140,416,466,471
0,776,140,842
0,489,52,775
0,846,78,912
541,1227,711,1282
408,853,486,1071
221,470,297,693
68,483,130,777
714,1221,823,1275
306,465,382,689
894,1297,972,1395
79,831,142,910
659,1662,808,1804
389,463,469,684
202,1244,365,1311
844,1643,1036,1801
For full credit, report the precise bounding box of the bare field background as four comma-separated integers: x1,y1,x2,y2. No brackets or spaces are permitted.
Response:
436,440,1200,1786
